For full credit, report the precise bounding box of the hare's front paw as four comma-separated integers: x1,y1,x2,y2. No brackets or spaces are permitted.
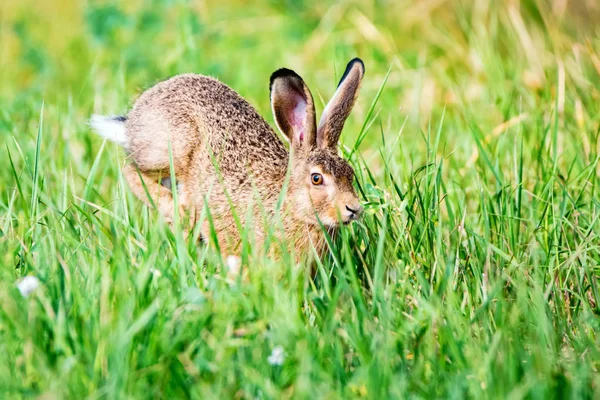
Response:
226,255,249,285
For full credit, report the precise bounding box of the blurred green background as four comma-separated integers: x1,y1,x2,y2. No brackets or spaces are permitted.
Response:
1,0,600,398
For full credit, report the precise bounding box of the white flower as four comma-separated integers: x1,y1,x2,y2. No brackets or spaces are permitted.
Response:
267,345,285,366
16,276,41,297
150,268,162,277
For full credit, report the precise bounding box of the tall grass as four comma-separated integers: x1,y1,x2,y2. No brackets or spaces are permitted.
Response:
1,0,599,398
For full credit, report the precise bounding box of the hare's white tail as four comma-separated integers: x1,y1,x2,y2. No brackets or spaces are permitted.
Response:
89,115,128,146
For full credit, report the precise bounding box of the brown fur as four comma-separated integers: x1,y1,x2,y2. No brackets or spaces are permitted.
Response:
92,59,365,260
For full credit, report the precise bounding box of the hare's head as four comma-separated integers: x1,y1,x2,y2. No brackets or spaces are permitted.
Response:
270,58,365,227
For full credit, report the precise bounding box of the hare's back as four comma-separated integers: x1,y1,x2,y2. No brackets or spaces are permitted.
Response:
127,74,287,173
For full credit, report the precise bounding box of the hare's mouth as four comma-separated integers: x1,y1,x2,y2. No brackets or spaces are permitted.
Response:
341,216,360,226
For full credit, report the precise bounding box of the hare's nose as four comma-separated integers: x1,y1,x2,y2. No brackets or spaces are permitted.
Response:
345,205,363,219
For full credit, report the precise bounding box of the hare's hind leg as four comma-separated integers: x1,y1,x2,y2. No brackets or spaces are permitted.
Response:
122,163,182,223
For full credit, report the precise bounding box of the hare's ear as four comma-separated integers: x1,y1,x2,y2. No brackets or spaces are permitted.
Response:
317,58,365,149
270,68,317,152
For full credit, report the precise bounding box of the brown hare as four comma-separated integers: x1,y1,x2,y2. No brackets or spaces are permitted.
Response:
90,58,365,259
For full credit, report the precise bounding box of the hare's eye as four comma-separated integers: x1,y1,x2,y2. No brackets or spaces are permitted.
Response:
311,173,324,186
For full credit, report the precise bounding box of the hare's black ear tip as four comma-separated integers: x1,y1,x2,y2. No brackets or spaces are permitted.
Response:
348,57,365,72
338,58,365,87
270,68,302,89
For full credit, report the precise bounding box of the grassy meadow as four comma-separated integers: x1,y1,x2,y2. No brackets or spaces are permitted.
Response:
1,0,600,398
